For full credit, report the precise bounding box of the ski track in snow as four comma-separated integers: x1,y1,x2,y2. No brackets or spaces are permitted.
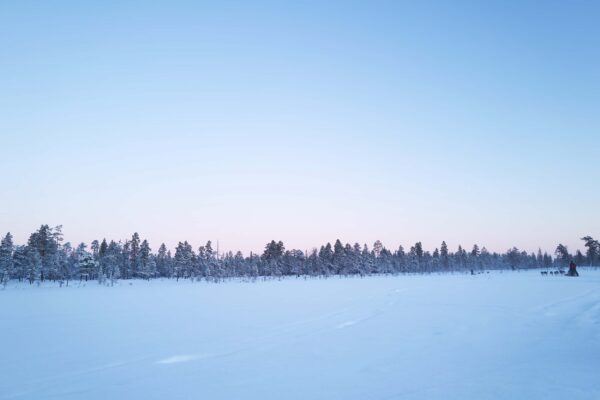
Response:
156,354,210,364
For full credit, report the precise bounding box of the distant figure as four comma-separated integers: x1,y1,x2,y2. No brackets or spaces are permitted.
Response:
566,261,579,277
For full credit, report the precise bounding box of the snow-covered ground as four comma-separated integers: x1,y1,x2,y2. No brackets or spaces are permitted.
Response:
1,270,599,400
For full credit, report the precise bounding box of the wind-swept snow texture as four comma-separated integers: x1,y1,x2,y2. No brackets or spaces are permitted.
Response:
1,270,599,399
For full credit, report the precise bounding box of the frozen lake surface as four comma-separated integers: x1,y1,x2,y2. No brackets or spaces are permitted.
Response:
1,270,599,399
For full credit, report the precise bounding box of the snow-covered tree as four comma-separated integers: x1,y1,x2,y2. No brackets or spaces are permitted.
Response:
174,241,194,280
0,224,578,282
27,225,62,281
156,243,171,277
25,246,42,284
318,243,334,276
76,244,96,281
440,241,449,269
0,232,14,286
12,246,28,282
575,250,585,266
372,240,383,259
103,241,121,285
581,236,599,266
554,244,570,267
261,241,285,277
121,241,132,279
139,239,155,279
59,242,75,285
91,240,100,260
130,233,141,277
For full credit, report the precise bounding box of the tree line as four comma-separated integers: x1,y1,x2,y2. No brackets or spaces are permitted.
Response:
0,225,598,286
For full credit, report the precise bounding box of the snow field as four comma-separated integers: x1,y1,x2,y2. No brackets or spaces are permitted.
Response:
1,270,599,399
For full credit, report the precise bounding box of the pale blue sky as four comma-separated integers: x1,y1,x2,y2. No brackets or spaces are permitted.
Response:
1,1,598,254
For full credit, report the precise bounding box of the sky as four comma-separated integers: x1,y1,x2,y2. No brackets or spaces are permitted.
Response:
1,0,598,255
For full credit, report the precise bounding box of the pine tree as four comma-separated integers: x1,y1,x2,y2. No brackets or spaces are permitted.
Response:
0,233,14,286
554,244,570,267
414,242,423,258
318,243,333,276
543,252,553,268
575,250,585,266
394,245,405,273
59,242,74,284
12,246,28,282
361,244,372,275
156,243,170,277
174,241,194,280
431,248,440,271
581,236,599,266
261,241,285,276
204,241,218,279
97,260,106,284
333,240,346,274
440,241,449,269
130,233,141,277
104,241,121,285
536,249,543,267
120,241,132,279
373,240,383,258
76,243,96,281
99,239,108,258
506,247,521,270
139,239,153,279
25,246,41,284
480,247,491,270
25,225,64,281
91,240,100,260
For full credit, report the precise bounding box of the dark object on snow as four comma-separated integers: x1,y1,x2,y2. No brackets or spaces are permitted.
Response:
540,271,548,276
566,261,579,277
